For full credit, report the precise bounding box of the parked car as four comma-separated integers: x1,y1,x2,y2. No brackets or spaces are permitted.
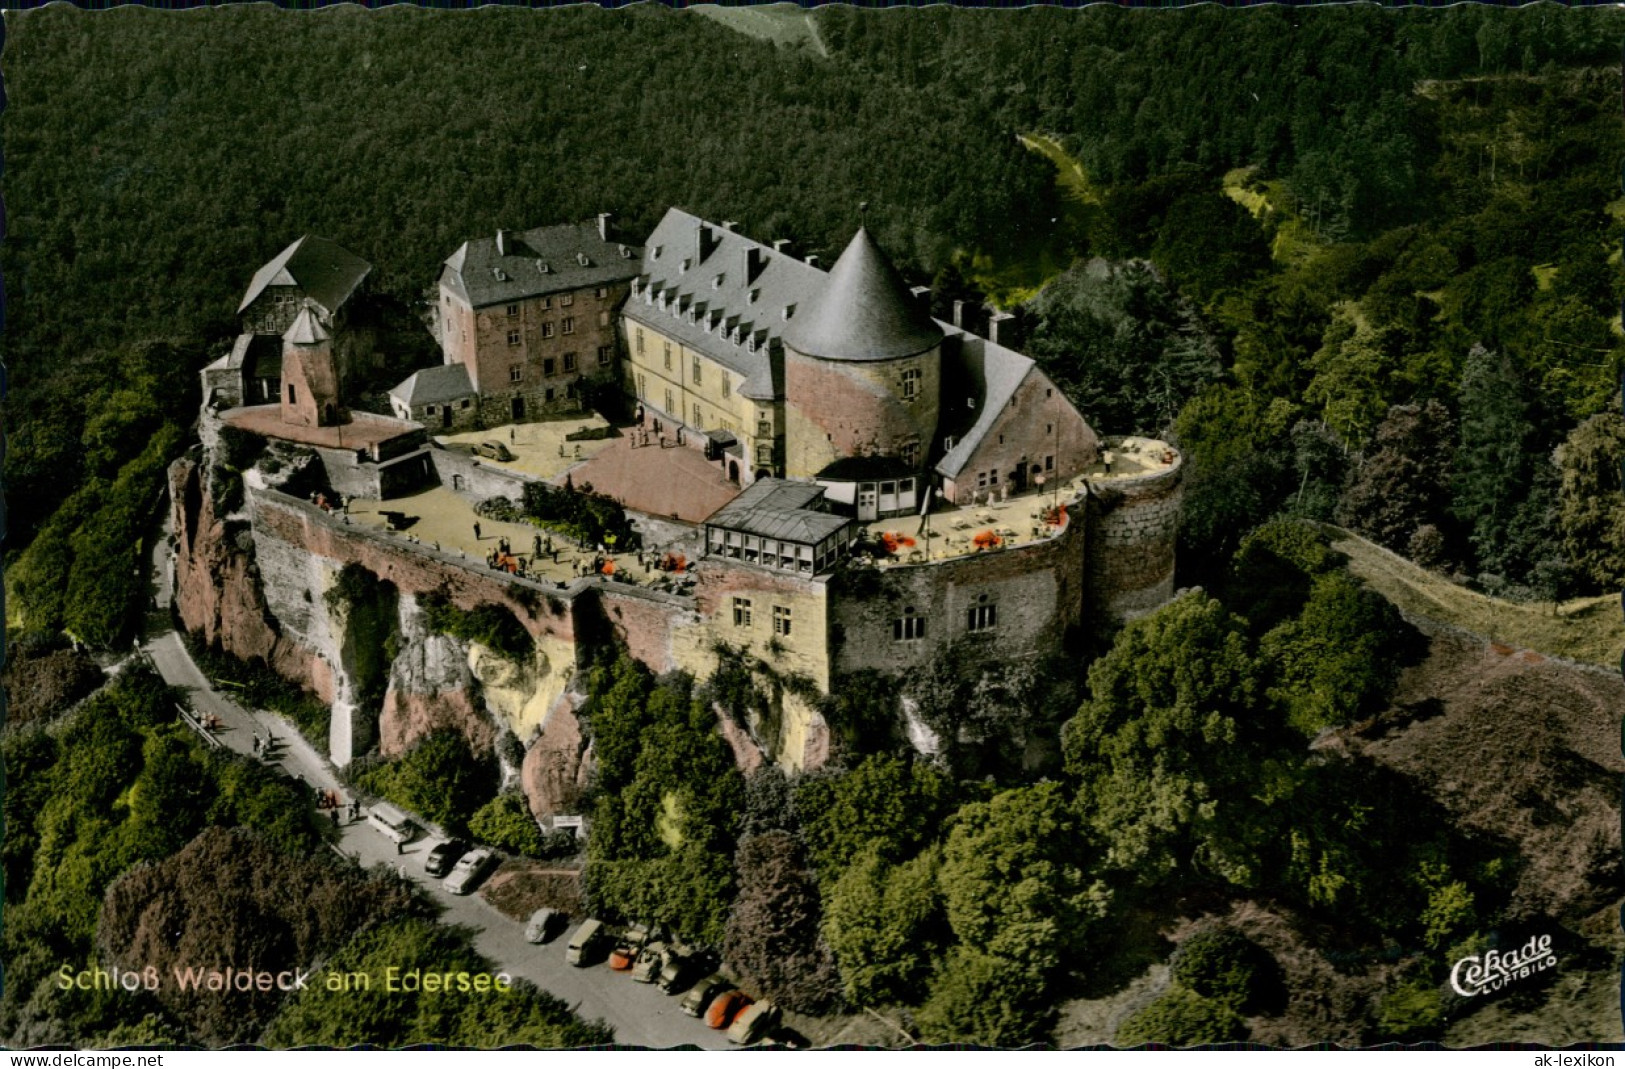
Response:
609,922,655,971
441,847,497,895
525,908,565,944
630,941,668,983
706,989,753,1030
424,838,470,878
475,441,515,462
727,1000,782,1046
679,974,730,1017
565,918,610,967
657,945,700,994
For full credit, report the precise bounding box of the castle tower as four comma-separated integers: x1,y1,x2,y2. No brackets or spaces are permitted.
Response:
280,306,343,428
781,228,944,481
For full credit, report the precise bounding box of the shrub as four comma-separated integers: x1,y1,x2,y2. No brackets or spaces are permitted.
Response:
1116,987,1248,1046
1170,926,1272,1011
469,793,549,858
418,592,533,664
520,481,638,550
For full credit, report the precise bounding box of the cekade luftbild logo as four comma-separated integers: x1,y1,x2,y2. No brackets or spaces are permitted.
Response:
1448,934,1557,997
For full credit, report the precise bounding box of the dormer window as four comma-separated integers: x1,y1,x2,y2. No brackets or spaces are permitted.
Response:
577,253,590,266
713,274,725,290
536,261,550,274
492,268,508,282
747,288,759,305
781,304,795,321
619,244,632,258
651,246,663,260
680,258,691,273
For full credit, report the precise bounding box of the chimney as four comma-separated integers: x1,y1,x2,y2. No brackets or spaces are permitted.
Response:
989,309,1015,346
744,246,765,284
721,220,739,232
806,254,820,269
696,222,718,263
910,285,932,312
952,300,965,329
773,238,791,254
496,229,514,257
597,213,613,241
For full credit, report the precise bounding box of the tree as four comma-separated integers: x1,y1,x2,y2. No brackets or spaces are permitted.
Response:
469,792,549,857
1261,570,1414,737
822,845,945,1007
1451,345,1541,580
937,783,1110,977
1554,412,1625,591
793,754,955,883
1336,400,1456,556
1172,385,1296,570
359,729,498,837
1170,926,1277,1012
914,946,1053,1048
1024,258,1222,435
1062,593,1268,886
722,832,842,1014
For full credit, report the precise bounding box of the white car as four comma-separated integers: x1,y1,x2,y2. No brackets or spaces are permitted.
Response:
442,847,497,895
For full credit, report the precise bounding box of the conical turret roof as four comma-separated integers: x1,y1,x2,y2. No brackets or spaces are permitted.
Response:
781,228,942,362
283,306,331,346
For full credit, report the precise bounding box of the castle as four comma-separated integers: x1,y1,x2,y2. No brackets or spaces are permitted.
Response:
181,211,1181,788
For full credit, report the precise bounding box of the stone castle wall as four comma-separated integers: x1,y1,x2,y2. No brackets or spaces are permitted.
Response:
1083,457,1183,626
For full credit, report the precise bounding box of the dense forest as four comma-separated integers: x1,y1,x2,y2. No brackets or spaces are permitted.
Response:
5,2,1625,1048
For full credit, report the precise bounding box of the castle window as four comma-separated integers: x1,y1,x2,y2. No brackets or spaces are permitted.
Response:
694,406,703,429
599,310,611,327
426,405,437,416
506,303,520,317
665,388,675,414
722,374,731,399
598,345,613,366
288,384,296,404
544,357,557,376
596,286,609,299
1047,423,1054,435
967,595,997,633
773,605,792,637
509,365,523,383
901,442,920,468
561,294,574,308
1046,388,1052,398
733,597,753,627
998,434,1004,445
637,374,647,399
692,356,702,384
797,545,813,574
462,400,472,409
564,353,578,373
893,611,927,642
1046,455,1054,471
901,367,921,400
757,420,772,436
542,297,552,310
562,317,575,335
636,329,645,354
977,472,988,489
507,329,521,347
546,387,556,402
743,535,760,563
757,444,773,464
664,342,673,370
542,322,555,339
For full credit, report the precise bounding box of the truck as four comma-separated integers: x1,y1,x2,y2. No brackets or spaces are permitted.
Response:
565,918,610,967
630,941,668,983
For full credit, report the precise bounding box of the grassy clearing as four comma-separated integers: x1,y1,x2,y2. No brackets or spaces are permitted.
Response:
1019,133,1101,207
1223,165,1323,268
1324,524,1623,668
689,4,825,55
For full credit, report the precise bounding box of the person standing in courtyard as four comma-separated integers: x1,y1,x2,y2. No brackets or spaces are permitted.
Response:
473,521,482,541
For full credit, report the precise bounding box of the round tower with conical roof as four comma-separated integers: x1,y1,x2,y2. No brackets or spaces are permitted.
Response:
781,228,944,482
280,305,344,428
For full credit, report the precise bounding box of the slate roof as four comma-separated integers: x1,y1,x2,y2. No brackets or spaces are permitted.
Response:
390,363,474,407
238,236,371,317
441,222,642,309
625,209,827,395
933,329,1039,481
780,228,942,363
704,478,850,545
